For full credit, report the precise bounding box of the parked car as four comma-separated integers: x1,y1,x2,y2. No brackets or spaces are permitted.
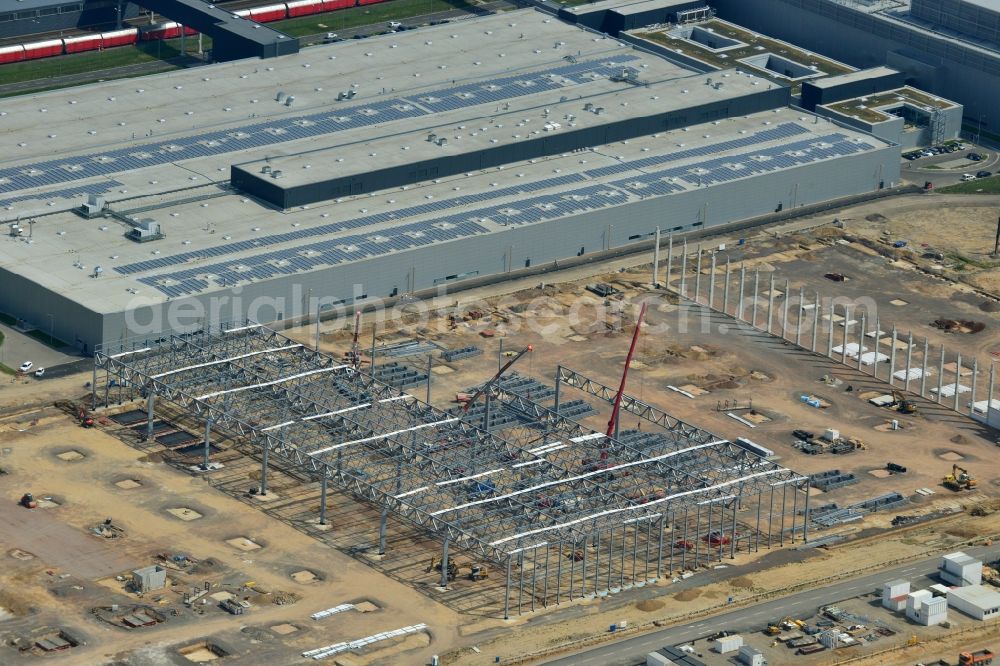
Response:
961,173,976,181
976,170,993,178
824,272,847,282
33,367,45,378
18,361,33,372
967,152,983,161
323,32,339,42
387,21,402,28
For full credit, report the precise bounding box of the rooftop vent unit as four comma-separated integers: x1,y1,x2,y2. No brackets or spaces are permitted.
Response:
437,137,448,146
276,91,285,101
92,266,103,278
285,95,295,106
271,170,283,178
126,218,164,243
261,165,272,174
73,193,107,220
8,223,21,237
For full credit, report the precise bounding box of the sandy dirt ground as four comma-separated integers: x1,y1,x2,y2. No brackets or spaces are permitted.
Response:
2,191,1000,665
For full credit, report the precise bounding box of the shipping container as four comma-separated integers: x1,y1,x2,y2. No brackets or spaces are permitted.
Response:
100,28,138,48
322,0,357,10
0,44,25,64
249,4,288,22
286,0,325,17
23,39,64,60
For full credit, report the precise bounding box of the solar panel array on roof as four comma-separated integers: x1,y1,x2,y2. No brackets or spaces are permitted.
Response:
0,180,123,208
0,56,639,198
114,122,804,277
129,127,873,298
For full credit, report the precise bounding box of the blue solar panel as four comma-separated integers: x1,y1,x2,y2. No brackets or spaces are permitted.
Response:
0,180,123,208
0,56,640,198
122,127,873,296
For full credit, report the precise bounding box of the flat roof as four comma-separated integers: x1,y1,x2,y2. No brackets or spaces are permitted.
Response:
0,106,888,312
613,0,696,16
807,66,900,89
948,584,1000,606
822,86,959,124
628,19,855,94
236,70,767,191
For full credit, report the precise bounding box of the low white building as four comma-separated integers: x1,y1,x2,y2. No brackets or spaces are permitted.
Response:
940,552,982,586
738,646,765,666
713,634,743,654
947,585,1000,621
882,579,910,611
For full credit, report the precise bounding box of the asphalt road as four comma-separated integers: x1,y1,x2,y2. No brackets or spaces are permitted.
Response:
542,543,1000,666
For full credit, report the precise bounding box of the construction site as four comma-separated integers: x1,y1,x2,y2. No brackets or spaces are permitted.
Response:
0,0,998,662
0,188,999,665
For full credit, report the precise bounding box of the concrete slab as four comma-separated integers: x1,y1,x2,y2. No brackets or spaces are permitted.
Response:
0,322,77,370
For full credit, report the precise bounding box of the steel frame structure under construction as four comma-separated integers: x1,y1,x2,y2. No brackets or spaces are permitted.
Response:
93,322,809,617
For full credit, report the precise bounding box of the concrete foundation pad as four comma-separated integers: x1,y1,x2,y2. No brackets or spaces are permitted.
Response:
56,450,84,461
226,537,262,551
114,479,142,489
431,365,455,375
290,570,316,584
270,623,298,635
167,507,203,521
889,299,909,306
353,600,379,613
938,451,965,461
252,492,280,502
868,469,892,478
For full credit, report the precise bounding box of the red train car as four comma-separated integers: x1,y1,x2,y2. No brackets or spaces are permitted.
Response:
286,0,324,17
248,4,288,22
0,44,25,64
321,0,356,10
100,28,138,48
357,0,386,5
63,34,103,53
23,39,64,60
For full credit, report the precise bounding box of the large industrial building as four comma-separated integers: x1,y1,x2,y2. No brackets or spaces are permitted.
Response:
709,0,1000,131
0,8,904,351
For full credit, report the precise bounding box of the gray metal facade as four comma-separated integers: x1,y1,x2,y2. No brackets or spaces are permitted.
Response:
800,69,906,111
712,0,1000,126
0,0,141,41
60,144,900,350
232,87,790,209
911,0,1000,46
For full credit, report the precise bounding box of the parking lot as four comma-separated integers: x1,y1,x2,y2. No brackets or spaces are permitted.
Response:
901,141,998,188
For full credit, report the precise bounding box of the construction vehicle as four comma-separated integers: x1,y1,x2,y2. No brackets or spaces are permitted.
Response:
779,617,805,630
763,624,781,636
425,557,458,581
959,649,995,665
944,464,977,491
890,390,917,414
702,531,731,547
19,492,37,508
468,564,488,581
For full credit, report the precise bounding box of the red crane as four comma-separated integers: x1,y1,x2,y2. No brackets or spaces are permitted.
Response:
606,302,648,438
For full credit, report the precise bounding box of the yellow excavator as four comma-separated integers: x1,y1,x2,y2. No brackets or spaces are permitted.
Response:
891,390,917,415
943,464,977,491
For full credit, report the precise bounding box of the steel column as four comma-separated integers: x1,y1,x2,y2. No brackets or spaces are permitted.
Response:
921,338,929,397
723,259,731,315
652,227,661,287
751,268,760,327
795,286,804,346
904,332,914,392
781,279,790,340
679,240,688,297
260,440,269,495
379,506,388,554
888,325,898,385
146,390,155,441
319,472,328,526
811,293,820,352
504,556,512,620
694,244,703,303
766,274,776,334
440,536,450,588
203,417,211,469
954,353,963,412
937,345,946,404
709,252,717,309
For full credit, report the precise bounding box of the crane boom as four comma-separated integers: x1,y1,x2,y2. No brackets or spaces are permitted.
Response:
462,345,533,411
606,302,648,438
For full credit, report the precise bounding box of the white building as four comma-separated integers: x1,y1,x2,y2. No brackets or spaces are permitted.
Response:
882,579,910,611
940,552,982,586
713,634,744,654
947,585,1000,621
738,646,765,666
908,594,948,626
